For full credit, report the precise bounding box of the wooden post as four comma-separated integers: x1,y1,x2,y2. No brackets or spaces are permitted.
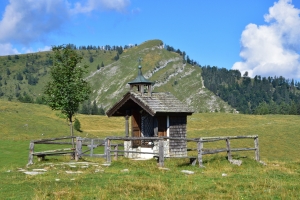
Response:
90,139,94,157
154,118,158,137
226,138,232,160
70,122,75,160
125,115,129,137
75,137,82,161
140,85,144,96
254,136,260,161
198,138,204,167
106,139,111,163
114,145,118,160
104,138,107,156
148,85,152,97
27,142,35,166
158,138,164,167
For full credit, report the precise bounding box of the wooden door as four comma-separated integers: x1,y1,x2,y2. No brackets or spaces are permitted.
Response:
157,116,167,137
131,110,141,147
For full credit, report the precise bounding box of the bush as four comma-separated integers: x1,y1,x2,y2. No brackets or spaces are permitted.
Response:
74,118,81,132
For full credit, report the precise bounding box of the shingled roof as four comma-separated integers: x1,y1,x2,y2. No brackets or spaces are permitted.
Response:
106,91,194,117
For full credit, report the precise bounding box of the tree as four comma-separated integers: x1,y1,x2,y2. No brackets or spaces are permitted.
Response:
27,74,39,85
117,46,123,54
114,53,119,61
80,100,91,114
186,55,191,64
91,101,99,115
44,45,91,145
99,105,105,115
16,72,23,81
89,55,94,63
6,68,11,76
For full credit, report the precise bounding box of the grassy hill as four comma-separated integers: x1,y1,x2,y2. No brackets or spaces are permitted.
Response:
0,100,299,199
0,39,232,113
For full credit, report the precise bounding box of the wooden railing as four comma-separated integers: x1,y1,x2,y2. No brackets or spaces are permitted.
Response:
197,135,259,167
104,136,169,167
27,137,109,165
27,135,260,168
27,136,76,166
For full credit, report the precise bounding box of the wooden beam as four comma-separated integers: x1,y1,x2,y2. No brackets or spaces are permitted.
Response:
75,137,82,161
226,139,232,160
33,148,75,154
32,136,76,143
106,136,195,141
125,115,129,137
158,139,164,167
110,150,157,155
198,139,204,167
90,139,94,157
114,145,118,160
81,154,106,158
201,135,258,141
27,142,35,166
254,137,260,161
106,139,111,163
202,147,257,155
33,151,74,156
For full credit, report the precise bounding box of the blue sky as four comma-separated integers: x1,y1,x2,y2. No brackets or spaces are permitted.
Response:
0,0,300,79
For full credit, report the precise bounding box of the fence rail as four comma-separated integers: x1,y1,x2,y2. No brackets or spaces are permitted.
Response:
198,135,259,167
27,135,260,168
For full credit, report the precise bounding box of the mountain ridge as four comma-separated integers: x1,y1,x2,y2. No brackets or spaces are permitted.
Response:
0,39,232,113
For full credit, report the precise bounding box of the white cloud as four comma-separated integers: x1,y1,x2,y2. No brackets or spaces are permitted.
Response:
0,0,130,56
0,43,20,55
71,0,130,14
232,0,300,79
0,0,70,45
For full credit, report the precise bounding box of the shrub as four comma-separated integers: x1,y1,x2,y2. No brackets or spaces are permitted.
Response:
74,118,81,132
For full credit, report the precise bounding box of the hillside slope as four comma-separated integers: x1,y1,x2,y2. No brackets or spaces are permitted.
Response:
0,39,232,113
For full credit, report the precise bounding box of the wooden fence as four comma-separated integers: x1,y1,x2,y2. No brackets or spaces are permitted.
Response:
27,136,116,165
27,135,260,168
197,135,259,167
104,136,170,167
28,136,76,166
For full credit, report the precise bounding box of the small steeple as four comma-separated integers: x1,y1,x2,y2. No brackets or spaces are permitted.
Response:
128,57,154,96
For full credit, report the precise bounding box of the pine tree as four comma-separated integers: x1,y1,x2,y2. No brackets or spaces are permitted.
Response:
91,101,99,115
6,68,11,76
99,105,105,115
114,53,119,61
89,55,94,63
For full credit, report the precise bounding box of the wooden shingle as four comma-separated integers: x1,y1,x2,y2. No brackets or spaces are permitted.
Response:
106,91,194,117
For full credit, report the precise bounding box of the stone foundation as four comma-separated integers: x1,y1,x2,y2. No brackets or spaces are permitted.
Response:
124,139,187,158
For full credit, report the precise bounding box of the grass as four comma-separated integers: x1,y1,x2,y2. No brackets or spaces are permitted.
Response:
0,101,299,199
1,157,299,199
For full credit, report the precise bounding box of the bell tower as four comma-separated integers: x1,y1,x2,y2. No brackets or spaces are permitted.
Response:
127,58,154,96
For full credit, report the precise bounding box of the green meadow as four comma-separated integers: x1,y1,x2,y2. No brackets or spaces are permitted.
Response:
0,100,299,199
